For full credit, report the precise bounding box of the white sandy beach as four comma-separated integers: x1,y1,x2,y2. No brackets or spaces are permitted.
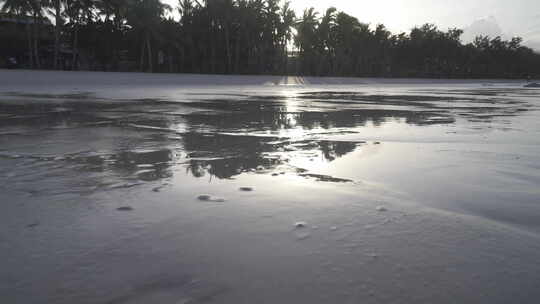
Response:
1,70,539,304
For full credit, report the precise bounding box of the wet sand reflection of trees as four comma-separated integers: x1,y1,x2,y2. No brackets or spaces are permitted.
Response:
182,132,359,179
0,89,531,184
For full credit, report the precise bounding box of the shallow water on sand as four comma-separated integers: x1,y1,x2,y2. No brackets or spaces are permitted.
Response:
1,71,540,303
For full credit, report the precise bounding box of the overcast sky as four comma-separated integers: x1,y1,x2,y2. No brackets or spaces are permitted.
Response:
163,0,540,50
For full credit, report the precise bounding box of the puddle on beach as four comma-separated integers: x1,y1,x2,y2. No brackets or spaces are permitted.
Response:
1,76,540,304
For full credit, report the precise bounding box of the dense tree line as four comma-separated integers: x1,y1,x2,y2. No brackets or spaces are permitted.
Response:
295,10,540,78
1,0,539,78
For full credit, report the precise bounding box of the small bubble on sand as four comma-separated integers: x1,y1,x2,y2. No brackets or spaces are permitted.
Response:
197,194,225,202
176,298,192,304
26,222,39,228
152,186,164,192
295,221,307,228
137,164,154,169
117,206,134,211
239,187,254,192
295,232,311,240
376,206,387,212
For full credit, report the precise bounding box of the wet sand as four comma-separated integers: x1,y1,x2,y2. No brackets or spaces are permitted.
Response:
1,70,540,303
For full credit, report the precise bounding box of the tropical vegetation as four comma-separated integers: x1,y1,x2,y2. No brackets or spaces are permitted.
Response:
1,0,539,78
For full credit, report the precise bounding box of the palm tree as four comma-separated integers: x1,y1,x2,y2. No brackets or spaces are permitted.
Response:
1,0,44,68
317,7,337,74
1,0,34,67
178,0,195,72
157,17,180,72
48,0,65,69
97,0,130,69
127,0,171,72
214,0,234,73
333,12,365,76
278,1,295,74
54,0,63,69
294,8,319,75
28,0,45,68
372,24,391,75
39,0,64,68
65,0,96,70
266,0,283,73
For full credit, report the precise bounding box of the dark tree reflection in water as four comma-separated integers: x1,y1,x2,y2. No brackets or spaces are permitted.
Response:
0,87,533,187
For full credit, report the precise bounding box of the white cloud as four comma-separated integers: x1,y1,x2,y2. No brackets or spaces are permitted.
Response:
462,16,504,43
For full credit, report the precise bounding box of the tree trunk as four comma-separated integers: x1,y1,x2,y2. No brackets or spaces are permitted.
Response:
234,36,240,74
180,47,185,73
140,40,146,71
54,0,61,69
224,22,232,73
283,45,288,75
72,24,79,70
26,23,34,69
210,31,216,73
146,33,153,72
33,12,41,68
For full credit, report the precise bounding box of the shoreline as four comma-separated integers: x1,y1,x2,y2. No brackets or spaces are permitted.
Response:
0,69,536,87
